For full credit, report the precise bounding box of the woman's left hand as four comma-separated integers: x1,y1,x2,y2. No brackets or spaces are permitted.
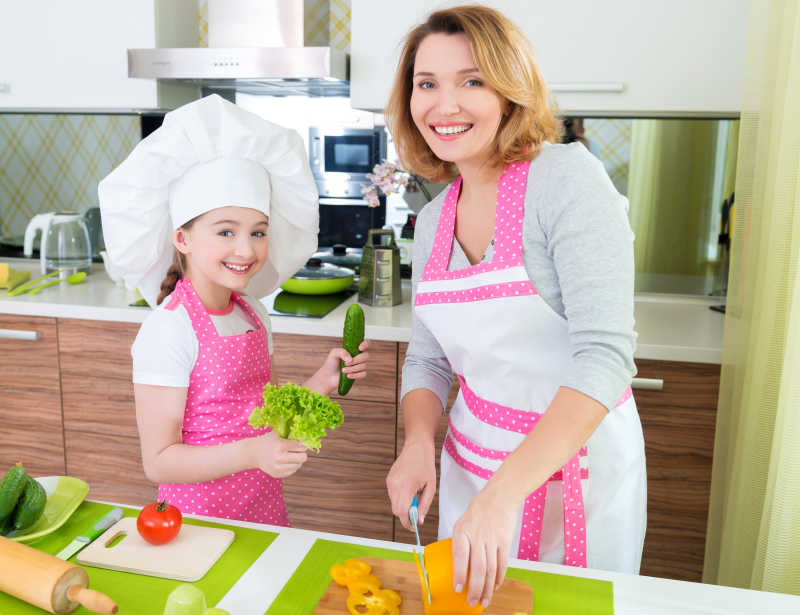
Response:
306,340,371,395
451,484,518,608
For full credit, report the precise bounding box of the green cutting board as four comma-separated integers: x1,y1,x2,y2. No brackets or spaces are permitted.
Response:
266,538,614,615
0,502,276,614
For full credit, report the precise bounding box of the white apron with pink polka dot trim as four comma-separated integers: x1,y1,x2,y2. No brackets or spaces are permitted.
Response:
157,277,290,526
414,161,646,572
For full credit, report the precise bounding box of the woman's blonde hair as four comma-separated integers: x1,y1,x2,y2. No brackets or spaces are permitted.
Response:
156,217,197,305
385,5,560,182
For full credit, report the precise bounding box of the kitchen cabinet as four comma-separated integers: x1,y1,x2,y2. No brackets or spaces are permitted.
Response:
0,0,198,109
351,0,749,114
57,318,155,505
634,358,720,582
0,315,65,477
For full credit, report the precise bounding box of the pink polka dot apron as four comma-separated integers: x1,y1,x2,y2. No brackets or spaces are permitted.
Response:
414,161,647,572
157,277,290,526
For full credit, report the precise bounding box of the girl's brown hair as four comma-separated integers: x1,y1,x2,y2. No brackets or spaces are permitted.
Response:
156,217,197,305
385,5,560,182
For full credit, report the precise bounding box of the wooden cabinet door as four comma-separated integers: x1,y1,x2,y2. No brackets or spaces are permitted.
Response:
394,343,456,545
635,359,720,582
0,315,65,476
270,333,398,405
271,333,398,540
58,319,155,505
283,456,394,540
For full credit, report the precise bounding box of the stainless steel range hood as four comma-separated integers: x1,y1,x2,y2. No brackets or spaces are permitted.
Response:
128,0,349,97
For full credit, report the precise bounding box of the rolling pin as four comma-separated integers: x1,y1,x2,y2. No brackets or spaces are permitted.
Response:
0,536,118,614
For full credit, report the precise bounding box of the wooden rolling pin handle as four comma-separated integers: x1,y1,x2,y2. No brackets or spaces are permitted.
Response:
65,585,118,615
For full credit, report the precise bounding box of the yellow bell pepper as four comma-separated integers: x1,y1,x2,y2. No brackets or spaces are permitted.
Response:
331,558,381,588
414,539,484,615
345,580,401,615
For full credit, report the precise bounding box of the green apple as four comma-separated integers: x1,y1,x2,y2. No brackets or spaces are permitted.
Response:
162,584,206,615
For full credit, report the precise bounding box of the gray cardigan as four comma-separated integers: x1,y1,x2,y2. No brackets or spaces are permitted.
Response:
400,142,637,412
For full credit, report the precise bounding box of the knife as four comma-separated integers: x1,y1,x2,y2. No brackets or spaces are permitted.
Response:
55,507,123,560
409,494,431,604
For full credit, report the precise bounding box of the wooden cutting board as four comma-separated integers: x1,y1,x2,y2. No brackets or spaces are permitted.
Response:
77,517,234,582
314,557,533,614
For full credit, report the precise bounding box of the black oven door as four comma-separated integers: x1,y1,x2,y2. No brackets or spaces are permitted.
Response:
317,196,386,248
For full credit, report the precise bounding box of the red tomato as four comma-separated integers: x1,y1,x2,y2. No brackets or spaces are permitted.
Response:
136,500,182,545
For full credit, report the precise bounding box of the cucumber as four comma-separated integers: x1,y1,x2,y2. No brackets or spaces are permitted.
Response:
12,475,47,531
0,463,28,522
0,515,13,537
338,303,365,396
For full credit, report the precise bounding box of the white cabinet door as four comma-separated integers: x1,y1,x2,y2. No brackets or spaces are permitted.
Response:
0,0,197,109
351,0,749,114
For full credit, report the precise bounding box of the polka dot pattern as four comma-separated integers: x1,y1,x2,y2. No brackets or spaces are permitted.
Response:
157,278,290,527
415,280,536,306
420,161,529,283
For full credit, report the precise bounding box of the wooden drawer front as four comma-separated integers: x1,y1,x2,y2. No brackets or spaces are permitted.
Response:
59,319,139,437
271,333,397,404
65,429,156,506
283,456,393,540
317,400,395,465
635,359,720,582
58,319,139,381
0,315,65,476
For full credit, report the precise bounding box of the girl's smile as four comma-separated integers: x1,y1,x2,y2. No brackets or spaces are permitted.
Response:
222,261,255,274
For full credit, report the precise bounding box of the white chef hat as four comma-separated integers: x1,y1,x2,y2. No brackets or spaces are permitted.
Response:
98,94,318,307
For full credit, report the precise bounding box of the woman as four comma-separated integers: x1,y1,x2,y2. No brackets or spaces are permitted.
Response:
384,5,646,609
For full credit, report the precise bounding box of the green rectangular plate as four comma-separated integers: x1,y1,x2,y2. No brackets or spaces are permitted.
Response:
265,539,614,615
0,502,277,614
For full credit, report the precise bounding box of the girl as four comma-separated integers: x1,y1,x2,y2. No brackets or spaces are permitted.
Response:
99,94,370,526
384,5,646,608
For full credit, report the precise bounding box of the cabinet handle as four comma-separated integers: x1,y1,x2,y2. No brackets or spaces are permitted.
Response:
0,329,42,341
550,82,625,93
318,197,371,207
632,377,663,391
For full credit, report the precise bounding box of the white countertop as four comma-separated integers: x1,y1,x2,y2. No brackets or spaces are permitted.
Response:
154,510,799,615
0,258,725,363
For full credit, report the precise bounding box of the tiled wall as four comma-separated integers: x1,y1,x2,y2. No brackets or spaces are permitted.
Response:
0,114,140,238
584,118,632,196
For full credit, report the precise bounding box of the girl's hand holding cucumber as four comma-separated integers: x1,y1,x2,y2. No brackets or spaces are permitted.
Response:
302,304,370,397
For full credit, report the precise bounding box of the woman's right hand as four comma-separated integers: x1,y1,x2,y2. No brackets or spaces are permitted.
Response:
387,436,437,531
250,431,309,478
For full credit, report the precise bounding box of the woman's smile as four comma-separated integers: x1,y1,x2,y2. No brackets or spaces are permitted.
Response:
430,122,474,139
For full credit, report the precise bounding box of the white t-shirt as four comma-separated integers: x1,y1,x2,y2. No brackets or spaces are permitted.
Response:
131,292,273,388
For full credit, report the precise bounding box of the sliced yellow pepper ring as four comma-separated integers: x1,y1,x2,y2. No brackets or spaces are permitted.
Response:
331,559,377,587
345,581,401,615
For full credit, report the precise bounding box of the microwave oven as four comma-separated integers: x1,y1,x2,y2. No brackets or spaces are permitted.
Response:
309,126,387,192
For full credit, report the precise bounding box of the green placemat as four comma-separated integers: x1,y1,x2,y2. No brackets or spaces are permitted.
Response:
266,539,613,614
0,502,277,614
